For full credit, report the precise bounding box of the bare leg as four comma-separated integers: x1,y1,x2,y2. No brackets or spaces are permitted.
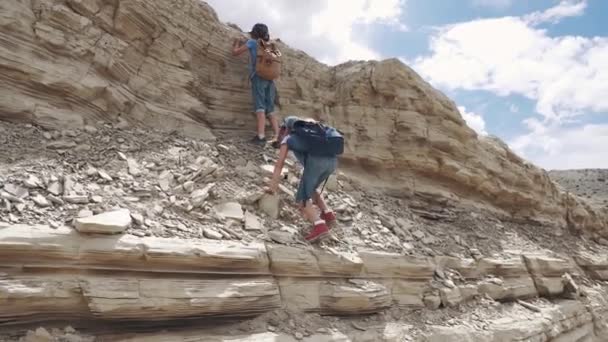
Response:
268,113,280,140
299,200,319,223
256,111,266,138
312,191,329,213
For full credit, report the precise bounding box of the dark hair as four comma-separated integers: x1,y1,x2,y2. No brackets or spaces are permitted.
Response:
250,23,270,41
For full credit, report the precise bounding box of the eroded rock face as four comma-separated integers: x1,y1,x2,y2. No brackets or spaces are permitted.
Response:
0,0,606,236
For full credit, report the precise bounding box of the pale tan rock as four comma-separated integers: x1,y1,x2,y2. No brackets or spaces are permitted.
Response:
392,280,429,307
319,280,391,314
0,0,606,237
244,211,263,231
213,202,244,220
74,209,132,234
259,194,280,219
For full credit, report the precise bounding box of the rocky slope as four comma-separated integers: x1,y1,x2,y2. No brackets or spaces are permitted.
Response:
2,0,608,341
1,121,608,341
1,0,607,238
550,169,608,209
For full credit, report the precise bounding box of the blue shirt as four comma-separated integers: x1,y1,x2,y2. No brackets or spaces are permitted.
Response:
246,39,257,77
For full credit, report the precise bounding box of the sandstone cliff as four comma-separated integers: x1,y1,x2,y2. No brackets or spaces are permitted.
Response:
1,0,606,238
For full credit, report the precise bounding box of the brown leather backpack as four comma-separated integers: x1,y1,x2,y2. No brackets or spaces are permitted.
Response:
255,39,282,80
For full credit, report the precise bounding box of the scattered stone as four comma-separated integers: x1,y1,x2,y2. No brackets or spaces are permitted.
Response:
63,176,75,195
278,184,295,197
412,230,425,240
90,195,103,203
153,204,164,215
117,151,127,161
46,181,63,196
269,226,299,244
182,181,195,193
97,170,113,181
190,183,215,207
49,220,60,229
423,293,442,309
77,209,93,218
562,273,580,299
469,248,483,260
75,144,91,152
63,195,89,204
259,194,280,219
74,209,131,234
158,171,174,192
115,118,129,129
14,203,26,212
325,175,339,191
127,158,141,176
47,140,77,149
4,183,29,199
244,211,263,231
32,194,50,207
42,131,53,140
84,125,98,134
23,175,42,188
25,327,53,342
47,194,64,205
261,164,287,177
1,191,23,203
267,325,277,332
131,213,144,226
294,332,304,340
351,322,367,331
516,299,541,313
487,277,503,286
214,202,244,220
203,228,223,240
85,166,98,177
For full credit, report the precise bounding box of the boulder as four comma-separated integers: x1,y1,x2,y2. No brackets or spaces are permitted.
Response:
74,209,131,234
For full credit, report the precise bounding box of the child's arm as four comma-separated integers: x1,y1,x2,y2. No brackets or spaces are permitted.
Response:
232,38,249,56
268,144,289,193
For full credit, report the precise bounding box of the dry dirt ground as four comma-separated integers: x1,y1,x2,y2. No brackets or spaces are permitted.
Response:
1,121,607,341
549,169,608,209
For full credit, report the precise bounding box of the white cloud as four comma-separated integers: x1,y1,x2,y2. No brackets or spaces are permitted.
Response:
414,1,607,169
471,0,513,10
458,106,488,136
414,1,607,123
204,0,406,64
525,0,587,25
510,123,608,170
509,104,519,113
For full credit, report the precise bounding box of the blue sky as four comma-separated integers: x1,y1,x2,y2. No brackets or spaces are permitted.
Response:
206,0,607,170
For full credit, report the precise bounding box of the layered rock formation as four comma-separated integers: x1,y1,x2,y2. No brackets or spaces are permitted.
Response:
1,223,608,341
1,0,607,236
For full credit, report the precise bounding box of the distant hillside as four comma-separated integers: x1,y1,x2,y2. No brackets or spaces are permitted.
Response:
549,169,608,208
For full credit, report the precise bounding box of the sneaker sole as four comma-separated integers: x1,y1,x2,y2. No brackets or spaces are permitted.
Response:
306,231,330,243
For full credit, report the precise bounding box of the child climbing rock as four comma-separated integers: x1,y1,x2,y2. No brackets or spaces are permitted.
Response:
266,116,344,242
232,23,281,146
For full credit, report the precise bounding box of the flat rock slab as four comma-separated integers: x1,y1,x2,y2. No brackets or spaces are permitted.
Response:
74,209,131,234
214,202,244,220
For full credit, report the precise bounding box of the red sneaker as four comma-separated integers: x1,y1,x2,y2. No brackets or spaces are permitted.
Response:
320,211,337,227
305,222,329,242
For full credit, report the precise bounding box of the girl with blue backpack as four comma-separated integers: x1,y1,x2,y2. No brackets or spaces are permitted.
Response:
266,116,344,242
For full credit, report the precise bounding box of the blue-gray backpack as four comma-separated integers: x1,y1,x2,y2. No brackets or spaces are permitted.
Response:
287,120,344,157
